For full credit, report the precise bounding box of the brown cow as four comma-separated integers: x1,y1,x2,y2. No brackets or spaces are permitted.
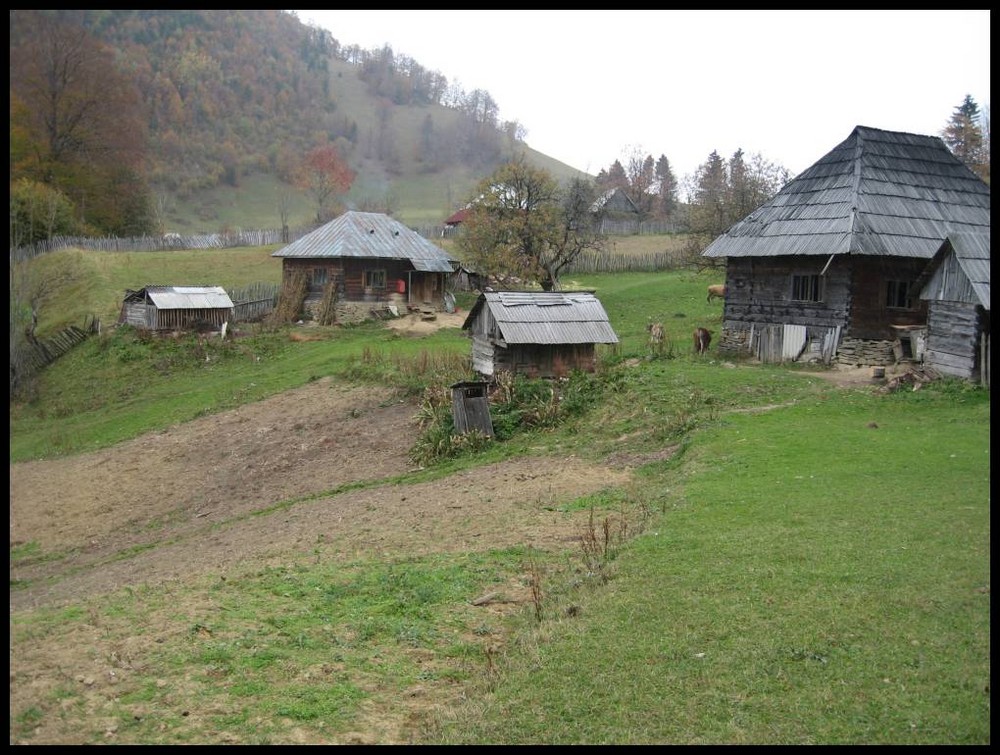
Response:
707,284,727,303
693,327,712,354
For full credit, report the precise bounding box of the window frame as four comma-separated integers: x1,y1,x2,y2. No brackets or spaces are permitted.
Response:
791,273,823,303
885,279,913,309
364,268,387,292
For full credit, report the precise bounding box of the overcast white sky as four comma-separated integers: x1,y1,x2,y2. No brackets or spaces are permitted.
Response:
290,9,990,187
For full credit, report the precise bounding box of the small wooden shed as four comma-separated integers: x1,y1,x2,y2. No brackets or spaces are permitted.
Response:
117,285,234,332
915,231,990,385
461,290,619,379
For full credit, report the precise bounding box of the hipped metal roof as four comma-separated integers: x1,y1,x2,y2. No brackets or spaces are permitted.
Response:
124,285,234,309
702,125,991,259
462,291,619,345
272,210,456,272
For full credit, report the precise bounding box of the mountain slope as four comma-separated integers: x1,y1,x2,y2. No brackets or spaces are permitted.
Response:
21,10,588,232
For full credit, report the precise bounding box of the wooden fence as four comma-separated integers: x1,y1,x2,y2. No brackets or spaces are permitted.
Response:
229,282,280,322
10,216,689,263
564,248,689,275
10,226,313,261
17,317,100,372
597,218,685,236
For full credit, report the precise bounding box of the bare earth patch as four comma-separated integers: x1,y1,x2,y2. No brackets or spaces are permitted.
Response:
10,375,630,611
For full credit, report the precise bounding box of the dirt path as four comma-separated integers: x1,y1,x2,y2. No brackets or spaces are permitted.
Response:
10,374,633,611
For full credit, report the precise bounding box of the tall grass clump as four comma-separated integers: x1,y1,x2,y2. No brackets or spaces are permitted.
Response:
410,369,613,466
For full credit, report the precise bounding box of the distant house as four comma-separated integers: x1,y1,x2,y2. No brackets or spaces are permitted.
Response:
915,232,990,385
590,187,640,219
461,290,619,379
702,125,991,367
272,211,457,323
117,285,234,332
442,206,472,238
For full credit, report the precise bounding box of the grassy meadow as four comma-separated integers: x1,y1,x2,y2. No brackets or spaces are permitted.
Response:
9,244,991,744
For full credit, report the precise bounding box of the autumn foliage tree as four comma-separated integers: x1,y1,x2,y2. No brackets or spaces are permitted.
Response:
9,10,155,237
296,143,357,223
456,156,606,291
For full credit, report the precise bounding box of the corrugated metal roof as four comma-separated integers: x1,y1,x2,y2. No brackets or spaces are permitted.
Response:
463,291,619,345
703,125,991,259
272,210,456,272
125,285,234,309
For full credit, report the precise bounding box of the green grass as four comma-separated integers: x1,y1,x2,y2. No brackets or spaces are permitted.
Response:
9,259,990,744
427,387,990,744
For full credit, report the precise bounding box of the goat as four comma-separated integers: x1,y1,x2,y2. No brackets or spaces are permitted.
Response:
693,327,712,354
707,284,727,303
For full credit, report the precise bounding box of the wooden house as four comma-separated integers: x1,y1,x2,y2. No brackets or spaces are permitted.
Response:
701,125,991,367
117,285,234,332
915,231,990,385
461,290,619,379
590,187,640,219
272,211,457,323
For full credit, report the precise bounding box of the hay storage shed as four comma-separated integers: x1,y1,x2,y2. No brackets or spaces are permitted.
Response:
461,290,619,379
117,285,234,332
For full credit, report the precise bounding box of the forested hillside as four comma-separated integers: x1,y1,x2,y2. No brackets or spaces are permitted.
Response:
9,9,585,235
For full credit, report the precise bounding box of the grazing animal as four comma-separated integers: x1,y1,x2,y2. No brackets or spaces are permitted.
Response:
706,284,727,303
693,327,712,354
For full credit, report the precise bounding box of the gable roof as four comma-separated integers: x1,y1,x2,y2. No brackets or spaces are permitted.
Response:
272,211,456,272
702,125,991,260
590,187,640,214
462,290,619,345
916,231,990,310
123,285,234,309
